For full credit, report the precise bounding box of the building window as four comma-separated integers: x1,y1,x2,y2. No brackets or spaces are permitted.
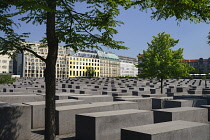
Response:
2,60,7,63
2,66,7,69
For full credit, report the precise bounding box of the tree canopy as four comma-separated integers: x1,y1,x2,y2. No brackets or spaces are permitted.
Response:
136,32,194,93
1,0,209,55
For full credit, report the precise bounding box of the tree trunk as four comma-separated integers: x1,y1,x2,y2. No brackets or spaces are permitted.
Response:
161,78,163,94
45,0,58,140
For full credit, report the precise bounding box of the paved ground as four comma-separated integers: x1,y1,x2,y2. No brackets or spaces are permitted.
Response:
31,129,75,140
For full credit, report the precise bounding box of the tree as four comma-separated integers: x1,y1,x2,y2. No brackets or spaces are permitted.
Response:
0,1,209,139
136,32,194,93
86,66,95,78
0,74,16,84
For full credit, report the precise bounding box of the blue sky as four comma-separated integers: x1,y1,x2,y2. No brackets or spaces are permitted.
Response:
5,6,210,60
110,8,210,59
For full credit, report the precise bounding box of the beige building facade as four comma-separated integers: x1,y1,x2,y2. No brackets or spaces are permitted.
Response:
97,51,120,77
0,55,13,74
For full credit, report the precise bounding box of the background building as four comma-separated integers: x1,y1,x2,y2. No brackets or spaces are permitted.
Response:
67,52,100,77
97,51,120,77
14,42,71,78
118,55,138,77
184,58,210,73
12,42,140,78
0,55,13,74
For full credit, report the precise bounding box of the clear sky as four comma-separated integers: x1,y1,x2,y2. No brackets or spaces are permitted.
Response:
5,6,210,60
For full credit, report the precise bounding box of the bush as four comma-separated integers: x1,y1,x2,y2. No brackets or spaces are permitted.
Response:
0,75,16,84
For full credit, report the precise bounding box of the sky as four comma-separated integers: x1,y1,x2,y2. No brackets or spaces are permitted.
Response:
4,5,210,60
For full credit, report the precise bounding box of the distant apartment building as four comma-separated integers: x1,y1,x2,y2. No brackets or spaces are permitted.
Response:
0,55,13,74
97,51,120,77
118,55,138,77
67,50,100,77
14,42,72,78
183,58,210,72
13,42,140,78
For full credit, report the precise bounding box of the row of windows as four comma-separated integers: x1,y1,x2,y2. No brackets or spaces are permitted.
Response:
69,66,99,70
0,60,8,63
70,57,99,62
69,62,99,66
69,71,100,77
0,66,12,69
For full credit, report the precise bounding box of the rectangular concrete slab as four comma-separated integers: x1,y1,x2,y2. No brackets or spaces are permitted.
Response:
0,95,44,103
152,97,173,109
23,99,85,129
0,104,31,140
115,97,152,110
121,120,209,140
69,95,113,103
200,105,210,121
76,109,154,140
56,101,138,135
55,93,91,100
164,99,207,108
153,107,208,123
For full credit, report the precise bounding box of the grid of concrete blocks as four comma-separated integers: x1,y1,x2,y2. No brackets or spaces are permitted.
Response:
0,78,210,140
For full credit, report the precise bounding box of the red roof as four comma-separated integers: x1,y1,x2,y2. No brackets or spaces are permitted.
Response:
183,59,209,62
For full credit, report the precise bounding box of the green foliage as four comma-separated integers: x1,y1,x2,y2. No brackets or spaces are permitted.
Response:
116,75,134,78
136,32,194,80
85,66,95,78
116,75,121,78
125,75,131,78
202,76,207,80
1,0,209,57
0,74,16,84
0,0,132,57
131,0,210,23
190,68,209,74
190,76,193,80
136,32,194,93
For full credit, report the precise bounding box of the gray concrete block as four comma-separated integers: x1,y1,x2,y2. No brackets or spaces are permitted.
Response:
200,105,210,121
164,99,207,108
0,95,45,103
102,91,119,95
142,94,167,98
55,101,138,135
76,109,153,140
69,95,113,103
112,93,132,97
55,93,91,100
121,120,209,140
166,88,176,93
115,97,152,110
114,96,140,99
0,104,31,140
176,87,188,92
152,97,173,109
23,99,85,129
188,90,202,94
153,107,208,123
173,94,203,99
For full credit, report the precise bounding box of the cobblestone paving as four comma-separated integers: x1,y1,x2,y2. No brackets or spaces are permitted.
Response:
31,129,75,140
